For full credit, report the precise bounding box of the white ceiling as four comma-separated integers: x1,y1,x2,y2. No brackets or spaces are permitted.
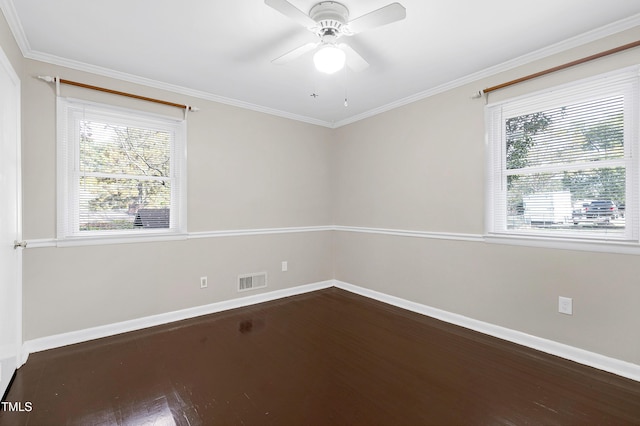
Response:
3,0,640,127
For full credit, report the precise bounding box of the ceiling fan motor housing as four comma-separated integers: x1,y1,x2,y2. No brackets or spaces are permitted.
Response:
310,1,349,40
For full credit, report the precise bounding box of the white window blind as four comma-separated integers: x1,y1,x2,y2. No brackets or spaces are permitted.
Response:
486,67,639,243
57,98,187,241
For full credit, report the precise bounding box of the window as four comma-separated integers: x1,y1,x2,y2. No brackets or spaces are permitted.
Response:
57,98,186,242
486,67,639,243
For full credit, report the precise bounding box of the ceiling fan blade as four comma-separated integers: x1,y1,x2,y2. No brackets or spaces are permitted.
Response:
339,43,369,72
272,42,318,64
264,0,316,28
346,2,406,34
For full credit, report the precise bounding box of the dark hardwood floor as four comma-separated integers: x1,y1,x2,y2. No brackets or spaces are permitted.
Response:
1,287,639,425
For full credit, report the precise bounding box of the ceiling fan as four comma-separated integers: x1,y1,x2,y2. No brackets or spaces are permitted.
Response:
265,0,406,74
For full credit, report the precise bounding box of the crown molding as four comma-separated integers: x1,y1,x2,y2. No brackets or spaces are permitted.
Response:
0,0,30,54
0,0,334,128
332,13,640,128
22,50,335,128
2,0,639,129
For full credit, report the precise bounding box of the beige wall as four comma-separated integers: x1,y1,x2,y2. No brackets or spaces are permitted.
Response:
3,6,640,367
24,233,333,339
21,60,334,239
0,8,21,75
8,7,334,340
332,27,640,364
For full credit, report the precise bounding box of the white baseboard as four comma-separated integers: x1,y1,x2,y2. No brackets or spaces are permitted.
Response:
22,280,334,358
21,278,640,383
334,280,640,382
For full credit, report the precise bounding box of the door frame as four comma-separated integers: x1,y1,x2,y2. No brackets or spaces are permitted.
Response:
0,41,23,398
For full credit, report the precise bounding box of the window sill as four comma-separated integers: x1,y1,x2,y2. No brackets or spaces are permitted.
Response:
484,232,640,255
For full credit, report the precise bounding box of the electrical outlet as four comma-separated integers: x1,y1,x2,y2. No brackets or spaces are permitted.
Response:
558,296,573,315
200,276,208,289
281,261,288,272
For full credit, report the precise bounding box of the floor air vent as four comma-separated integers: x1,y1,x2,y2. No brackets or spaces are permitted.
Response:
238,272,267,292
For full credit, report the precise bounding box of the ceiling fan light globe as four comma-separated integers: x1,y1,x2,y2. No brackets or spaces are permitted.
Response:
313,45,346,74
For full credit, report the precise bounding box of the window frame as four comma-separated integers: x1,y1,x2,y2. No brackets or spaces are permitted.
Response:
57,97,187,245
485,66,640,247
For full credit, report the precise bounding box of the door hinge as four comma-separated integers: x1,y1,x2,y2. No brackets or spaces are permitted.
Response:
13,240,27,249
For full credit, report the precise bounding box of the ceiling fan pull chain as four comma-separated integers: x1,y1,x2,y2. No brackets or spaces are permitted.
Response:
343,67,348,107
